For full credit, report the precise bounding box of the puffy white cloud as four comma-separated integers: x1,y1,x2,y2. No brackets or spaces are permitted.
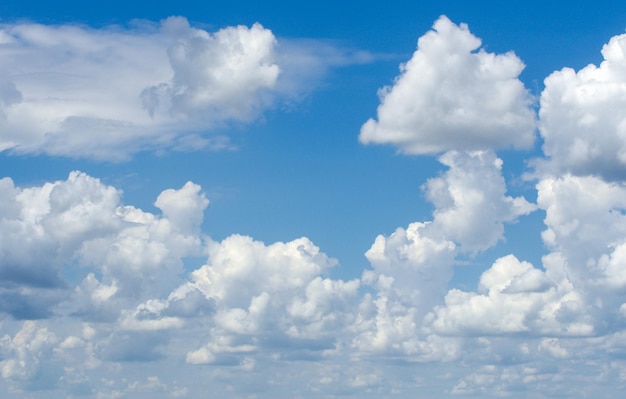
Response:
184,234,360,363
140,18,279,122
154,181,209,233
359,15,536,154
353,150,535,358
0,321,59,390
0,171,209,320
535,174,626,334
6,15,626,397
364,222,456,298
0,18,280,160
537,175,626,290
428,255,593,337
425,151,536,252
538,32,626,179
427,174,626,340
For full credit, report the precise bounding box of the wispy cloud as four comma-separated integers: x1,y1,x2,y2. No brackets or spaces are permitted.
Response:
0,17,372,161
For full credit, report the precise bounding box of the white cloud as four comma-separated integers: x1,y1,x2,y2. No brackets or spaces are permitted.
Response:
537,175,626,289
0,166,623,398
425,150,536,252
428,255,592,336
0,18,289,160
0,17,375,161
4,14,626,398
140,18,279,122
0,321,59,390
359,15,536,154
536,174,626,332
538,32,626,179
352,150,535,359
184,234,360,363
364,222,456,298
427,174,626,340
154,181,209,233
0,171,209,321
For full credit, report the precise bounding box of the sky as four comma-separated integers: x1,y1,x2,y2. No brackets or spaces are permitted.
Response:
2,0,626,398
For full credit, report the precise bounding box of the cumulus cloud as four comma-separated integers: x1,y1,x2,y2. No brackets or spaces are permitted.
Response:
0,163,623,398
0,321,60,390
141,18,278,122
184,234,360,363
359,15,536,154
352,150,535,358
538,32,626,179
428,255,592,337
425,150,536,252
537,175,626,329
0,171,209,320
0,17,361,160
428,174,626,340
4,14,626,399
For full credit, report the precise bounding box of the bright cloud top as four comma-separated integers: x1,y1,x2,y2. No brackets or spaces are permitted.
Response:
539,32,626,179
359,15,536,154
0,17,281,160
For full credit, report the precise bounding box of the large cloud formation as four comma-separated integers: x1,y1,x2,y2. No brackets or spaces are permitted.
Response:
4,14,626,399
0,159,624,398
359,15,536,154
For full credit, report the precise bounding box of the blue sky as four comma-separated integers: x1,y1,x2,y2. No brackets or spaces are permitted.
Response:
2,1,626,398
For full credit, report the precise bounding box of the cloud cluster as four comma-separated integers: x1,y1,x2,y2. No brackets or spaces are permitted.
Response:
3,13,626,399
0,171,363,395
351,16,626,395
0,171,208,321
0,160,625,397
359,15,536,154
351,150,535,363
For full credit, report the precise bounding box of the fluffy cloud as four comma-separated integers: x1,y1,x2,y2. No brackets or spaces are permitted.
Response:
0,321,59,390
537,175,626,327
0,171,209,320
359,16,536,154
185,234,360,363
352,150,535,359
0,170,364,392
140,18,278,122
425,150,536,252
428,174,626,340
0,17,316,160
428,254,592,337
4,13,626,399
539,32,626,179
0,164,624,398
